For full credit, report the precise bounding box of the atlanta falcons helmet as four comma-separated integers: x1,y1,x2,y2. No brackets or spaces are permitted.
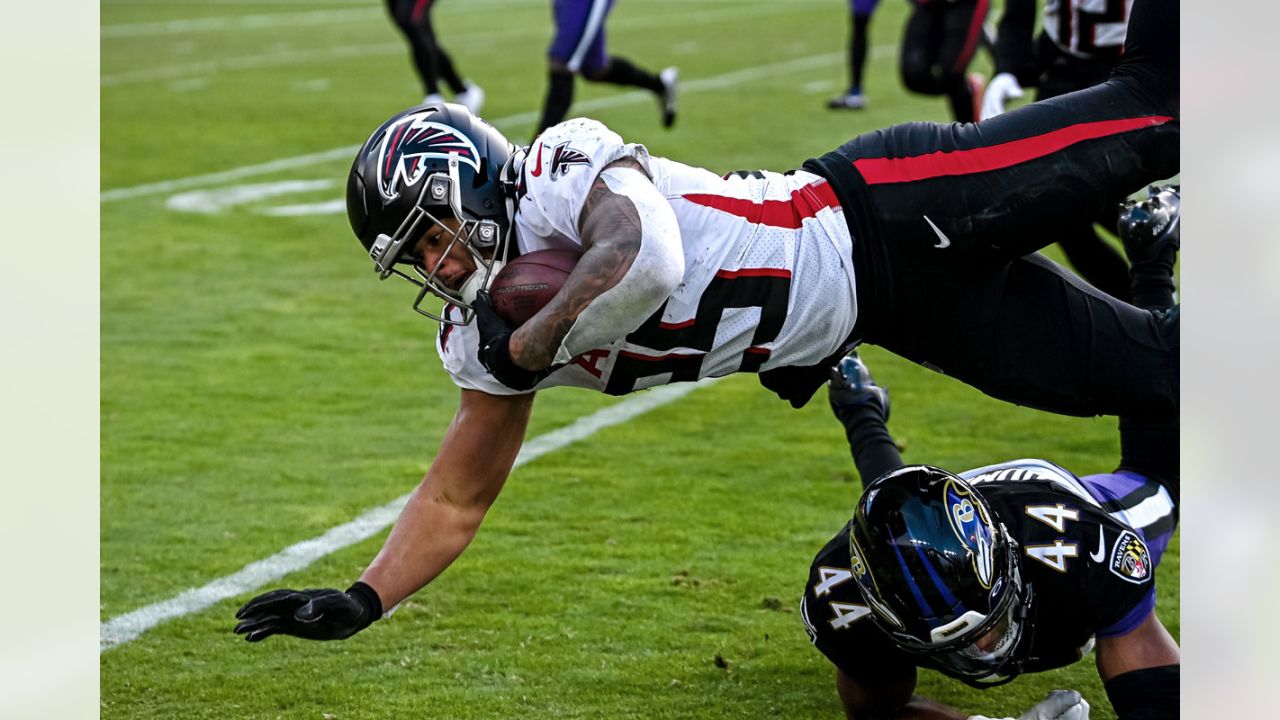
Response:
848,465,1032,685
346,101,521,324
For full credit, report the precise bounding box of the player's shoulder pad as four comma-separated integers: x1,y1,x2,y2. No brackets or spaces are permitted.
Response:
520,118,651,241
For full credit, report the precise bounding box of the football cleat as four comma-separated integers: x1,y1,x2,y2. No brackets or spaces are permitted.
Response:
1118,185,1180,265
826,91,867,110
423,92,446,107
455,82,485,115
828,351,890,421
659,66,679,128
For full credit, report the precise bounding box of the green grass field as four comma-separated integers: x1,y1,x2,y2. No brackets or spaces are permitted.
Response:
101,0,1177,717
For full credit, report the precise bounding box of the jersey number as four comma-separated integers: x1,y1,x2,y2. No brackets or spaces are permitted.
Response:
811,566,873,631
828,602,873,630
1025,504,1080,533
603,271,791,395
1050,0,1128,56
1025,541,1080,573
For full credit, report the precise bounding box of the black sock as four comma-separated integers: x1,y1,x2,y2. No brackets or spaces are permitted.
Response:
595,56,664,94
435,48,467,95
535,70,575,138
851,14,871,92
947,77,975,122
1130,255,1177,309
834,402,904,486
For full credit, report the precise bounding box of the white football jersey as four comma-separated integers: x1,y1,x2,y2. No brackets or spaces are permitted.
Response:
437,118,858,396
1044,0,1132,58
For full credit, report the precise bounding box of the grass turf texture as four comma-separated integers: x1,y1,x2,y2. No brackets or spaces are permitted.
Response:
101,0,1178,717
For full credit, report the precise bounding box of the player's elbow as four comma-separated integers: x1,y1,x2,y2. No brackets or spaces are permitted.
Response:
630,244,684,305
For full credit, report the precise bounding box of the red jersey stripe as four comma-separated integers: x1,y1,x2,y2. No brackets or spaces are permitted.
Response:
853,116,1174,185
682,180,840,229
715,268,792,280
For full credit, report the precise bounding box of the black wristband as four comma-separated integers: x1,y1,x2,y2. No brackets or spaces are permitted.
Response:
346,581,384,629
485,334,546,391
1104,665,1179,720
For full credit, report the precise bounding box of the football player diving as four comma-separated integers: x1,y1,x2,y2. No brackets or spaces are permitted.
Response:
801,190,1180,719
233,0,1179,645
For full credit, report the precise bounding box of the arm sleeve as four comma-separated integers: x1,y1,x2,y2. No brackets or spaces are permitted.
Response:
517,118,652,247
1103,665,1180,720
1086,526,1158,638
552,165,685,364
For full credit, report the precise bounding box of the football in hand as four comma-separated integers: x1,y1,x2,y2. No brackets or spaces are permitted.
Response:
488,249,581,326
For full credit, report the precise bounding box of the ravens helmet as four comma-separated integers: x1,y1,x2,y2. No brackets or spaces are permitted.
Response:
346,102,521,324
849,465,1031,684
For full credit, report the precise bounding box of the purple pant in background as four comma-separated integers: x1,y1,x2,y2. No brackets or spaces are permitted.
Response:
850,0,881,18
549,0,615,75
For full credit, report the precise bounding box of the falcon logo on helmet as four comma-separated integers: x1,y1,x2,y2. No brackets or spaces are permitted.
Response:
376,115,482,201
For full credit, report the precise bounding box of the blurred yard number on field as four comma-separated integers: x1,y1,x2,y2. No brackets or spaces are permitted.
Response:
165,179,343,215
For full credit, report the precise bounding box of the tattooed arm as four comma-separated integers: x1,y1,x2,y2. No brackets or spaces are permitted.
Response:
508,156,685,370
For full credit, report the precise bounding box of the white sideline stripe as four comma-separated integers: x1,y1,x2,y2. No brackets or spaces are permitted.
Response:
100,0,825,32
101,50,849,203
101,3,820,86
99,377,722,652
102,8,381,38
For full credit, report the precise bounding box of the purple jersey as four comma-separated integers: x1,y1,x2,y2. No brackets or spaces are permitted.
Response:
549,0,614,75
803,458,1177,686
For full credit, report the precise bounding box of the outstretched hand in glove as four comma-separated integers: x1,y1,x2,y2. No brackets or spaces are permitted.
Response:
234,582,382,642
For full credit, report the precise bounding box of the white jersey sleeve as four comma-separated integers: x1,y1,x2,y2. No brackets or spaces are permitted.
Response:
436,118,861,398
514,117,652,252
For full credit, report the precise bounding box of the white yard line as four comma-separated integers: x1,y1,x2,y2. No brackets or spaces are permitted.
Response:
102,8,382,38
101,3,820,86
101,50,849,203
100,377,724,652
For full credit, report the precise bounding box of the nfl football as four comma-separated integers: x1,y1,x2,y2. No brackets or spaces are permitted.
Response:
488,249,581,326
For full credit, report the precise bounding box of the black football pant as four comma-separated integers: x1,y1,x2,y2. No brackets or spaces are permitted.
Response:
387,0,466,96
806,0,1178,421
1035,39,1136,303
900,0,989,122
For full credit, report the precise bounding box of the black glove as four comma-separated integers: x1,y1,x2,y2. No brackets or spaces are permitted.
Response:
233,581,382,642
473,290,553,391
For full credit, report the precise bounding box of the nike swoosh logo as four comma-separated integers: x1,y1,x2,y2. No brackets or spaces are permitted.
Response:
1089,526,1107,562
923,215,951,249
529,142,544,178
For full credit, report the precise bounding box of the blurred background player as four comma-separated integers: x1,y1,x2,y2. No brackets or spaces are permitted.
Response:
981,0,1137,302
900,0,990,122
534,0,678,139
828,0,882,110
386,0,485,112
801,188,1180,719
